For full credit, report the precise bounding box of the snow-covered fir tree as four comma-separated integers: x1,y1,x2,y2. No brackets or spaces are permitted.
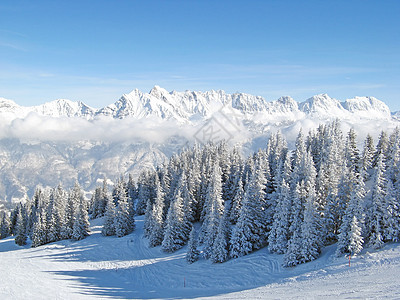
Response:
47,185,66,243
102,196,116,236
161,189,187,252
336,170,366,257
31,206,48,248
211,206,230,263
72,194,90,241
360,134,375,181
300,179,320,263
268,178,291,254
147,177,166,247
229,177,244,224
200,161,224,258
186,225,200,264
383,179,400,242
230,154,267,258
367,152,387,249
283,183,304,267
90,178,110,219
114,181,134,238
0,212,10,239
61,184,80,240
373,131,389,167
14,206,27,246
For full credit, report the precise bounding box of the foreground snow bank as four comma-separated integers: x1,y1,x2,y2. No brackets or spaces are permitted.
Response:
1,216,400,299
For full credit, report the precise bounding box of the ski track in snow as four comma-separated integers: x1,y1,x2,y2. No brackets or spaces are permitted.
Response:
1,216,400,299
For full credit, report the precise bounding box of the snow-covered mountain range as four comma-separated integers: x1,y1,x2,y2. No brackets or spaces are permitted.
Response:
0,86,394,122
0,86,399,206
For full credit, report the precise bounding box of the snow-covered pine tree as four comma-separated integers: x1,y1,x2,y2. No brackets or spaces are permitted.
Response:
268,178,291,254
47,185,66,243
136,171,155,215
199,150,216,222
344,128,360,174
380,128,400,243
267,131,288,185
185,159,201,222
161,189,186,252
307,125,324,173
224,146,243,204
0,212,10,239
61,184,80,239
366,152,386,249
199,159,224,245
360,134,375,181
283,182,303,267
14,206,27,246
254,149,274,234
27,188,42,238
90,187,103,219
229,176,244,224
324,160,354,246
387,127,400,201
211,206,230,263
373,131,389,168
31,207,48,247
201,162,225,259
144,174,164,238
316,123,345,245
114,182,134,238
143,200,153,238
158,167,171,220
101,178,111,216
180,173,194,241
229,154,267,258
292,129,306,171
300,179,320,263
148,177,166,247
9,204,20,236
186,225,200,264
72,192,90,241
383,179,400,242
127,174,137,203
102,196,116,236
336,169,366,256
218,140,232,202
348,215,364,255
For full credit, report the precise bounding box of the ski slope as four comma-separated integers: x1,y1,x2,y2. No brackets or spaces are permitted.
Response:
1,216,400,299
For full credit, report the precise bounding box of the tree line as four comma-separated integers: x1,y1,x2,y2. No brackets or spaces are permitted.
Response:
134,120,400,266
1,120,400,267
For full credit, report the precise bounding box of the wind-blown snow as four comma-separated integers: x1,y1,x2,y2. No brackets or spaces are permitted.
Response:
1,216,399,299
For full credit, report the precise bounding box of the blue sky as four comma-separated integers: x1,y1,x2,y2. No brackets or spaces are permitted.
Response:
1,0,399,110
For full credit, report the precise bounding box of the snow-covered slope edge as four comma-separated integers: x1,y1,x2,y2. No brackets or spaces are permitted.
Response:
0,216,399,299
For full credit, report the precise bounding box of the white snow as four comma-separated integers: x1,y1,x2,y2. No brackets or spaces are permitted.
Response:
0,87,399,205
1,216,400,299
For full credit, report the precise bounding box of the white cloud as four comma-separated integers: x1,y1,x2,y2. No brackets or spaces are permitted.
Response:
0,112,201,144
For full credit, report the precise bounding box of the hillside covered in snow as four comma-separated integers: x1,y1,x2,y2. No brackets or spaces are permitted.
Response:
1,216,399,299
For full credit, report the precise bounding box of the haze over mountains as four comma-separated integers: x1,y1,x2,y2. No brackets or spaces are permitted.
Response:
0,86,399,207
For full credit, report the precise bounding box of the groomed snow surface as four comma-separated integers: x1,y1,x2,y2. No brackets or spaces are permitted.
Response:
1,216,400,300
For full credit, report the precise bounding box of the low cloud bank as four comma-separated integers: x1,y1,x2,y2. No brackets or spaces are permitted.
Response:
0,111,398,147
0,113,197,143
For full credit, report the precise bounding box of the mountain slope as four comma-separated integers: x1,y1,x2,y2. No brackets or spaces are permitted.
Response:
1,216,399,299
